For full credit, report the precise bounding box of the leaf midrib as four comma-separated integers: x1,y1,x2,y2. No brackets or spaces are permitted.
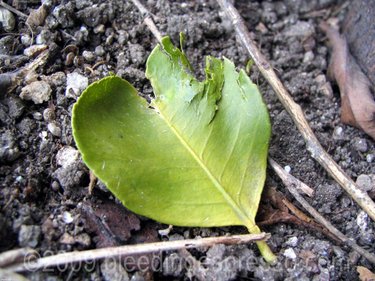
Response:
156,106,254,228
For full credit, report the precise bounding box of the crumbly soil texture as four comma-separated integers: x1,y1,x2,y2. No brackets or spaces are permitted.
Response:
0,0,374,280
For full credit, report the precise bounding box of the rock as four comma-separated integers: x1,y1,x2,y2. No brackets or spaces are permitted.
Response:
75,233,91,247
52,3,75,28
43,108,55,122
303,51,314,63
356,211,369,232
95,45,105,56
283,248,297,260
56,146,79,168
284,165,291,173
20,81,51,104
23,44,48,57
0,35,14,55
163,253,183,277
353,138,368,153
101,258,129,281
59,233,75,244
62,211,74,224
42,72,66,88
47,122,61,137
206,244,226,260
130,272,145,281
356,174,373,192
6,96,24,119
82,50,95,62
333,126,344,140
53,146,84,189
0,130,20,162
65,72,88,99
0,7,15,32
284,21,315,38
18,225,41,247
286,236,298,247
367,154,374,163
35,30,53,45
128,43,146,67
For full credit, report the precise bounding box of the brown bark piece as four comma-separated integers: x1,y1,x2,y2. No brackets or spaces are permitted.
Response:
343,0,375,87
320,22,375,140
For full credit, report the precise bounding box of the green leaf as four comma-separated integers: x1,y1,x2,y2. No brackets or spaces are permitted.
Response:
72,37,275,262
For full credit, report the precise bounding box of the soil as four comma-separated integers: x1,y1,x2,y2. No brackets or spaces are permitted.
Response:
0,0,374,280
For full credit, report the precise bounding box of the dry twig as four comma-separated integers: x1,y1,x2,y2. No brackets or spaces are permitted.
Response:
130,0,162,43
0,1,27,18
7,233,269,272
269,158,375,264
217,0,375,222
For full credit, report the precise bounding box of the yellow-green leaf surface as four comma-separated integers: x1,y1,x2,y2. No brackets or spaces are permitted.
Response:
72,37,275,262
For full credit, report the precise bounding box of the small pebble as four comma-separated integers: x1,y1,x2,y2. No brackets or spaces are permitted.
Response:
285,236,298,247
82,50,95,62
43,108,55,122
56,146,80,168
303,51,314,63
23,44,48,57
94,24,105,34
356,211,368,232
60,233,75,244
333,126,344,139
283,248,297,260
20,81,51,104
356,174,373,192
367,154,374,163
51,181,60,191
21,34,32,45
75,233,91,247
33,112,43,120
101,258,130,281
65,72,88,99
284,165,291,173
62,211,74,224
353,138,368,153
284,21,315,38
0,7,15,32
18,225,41,247
95,45,105,56
47,122,61,137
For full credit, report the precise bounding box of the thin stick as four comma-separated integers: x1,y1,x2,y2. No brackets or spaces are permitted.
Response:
130,0,162,43
7,233,269,272
0,1,27,18
268,157,314,197
217,0,375,222
269,158,375,264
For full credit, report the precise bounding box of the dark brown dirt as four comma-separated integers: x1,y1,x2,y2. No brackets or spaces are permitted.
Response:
0,0,374,280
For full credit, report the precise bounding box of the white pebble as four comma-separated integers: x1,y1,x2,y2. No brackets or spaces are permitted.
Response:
284,165,291,173
285,236,298,247
283,248,297,260
356,211,368,233
65,72,88,99
62,211,74,224
47,122,61,137
56,146,79,168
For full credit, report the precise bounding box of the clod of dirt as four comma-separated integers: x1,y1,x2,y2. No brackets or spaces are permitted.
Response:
101,258,130,281
26,4,48,27
0,130,20,163
18,225,41,247
20,81,51,104
53,146,86,189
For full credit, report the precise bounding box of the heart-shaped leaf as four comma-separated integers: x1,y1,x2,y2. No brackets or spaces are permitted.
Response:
72,37,275,262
